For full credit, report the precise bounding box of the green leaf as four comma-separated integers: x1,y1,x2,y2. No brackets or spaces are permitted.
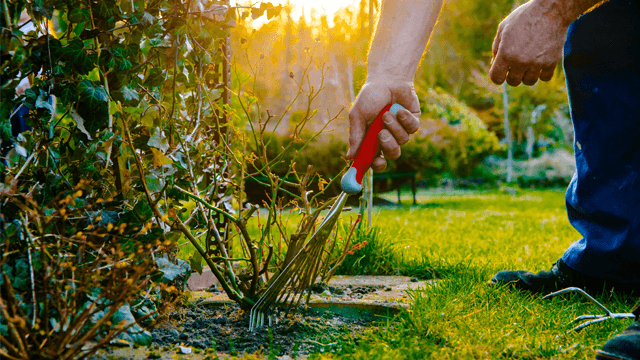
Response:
70,109,93,140
189,251,203,275
133,198,153,222
78,53,98,75
111,304,153,346
156,256,189,282
57,84,78,105
60,39,86,67
0,117,11,142
179,199,196,217
140,39,151,56
24,88,37,108
145,173,164,192
33,0,54,19
121,86,139,101
68,8,90,23
12,258,30,291
142,12,155,24
140,108,160,129
124,106,144,115
208,89,222,103
143,68,164,88
9,27,26,43
36,95,54,113
108,57,117,69
78,80,108,108
72,22,85,37
52,64,65,75
119,58,133,71
14,144,28,158
125,43,141,58
95,1,115,18
147,131,169,152
97,210,119,228
176,73,188,84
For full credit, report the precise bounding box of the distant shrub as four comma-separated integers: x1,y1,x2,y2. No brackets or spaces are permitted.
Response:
387,88,503,183
484,149,576,188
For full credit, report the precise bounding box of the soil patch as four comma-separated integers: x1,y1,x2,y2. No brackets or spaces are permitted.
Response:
150,284,394,357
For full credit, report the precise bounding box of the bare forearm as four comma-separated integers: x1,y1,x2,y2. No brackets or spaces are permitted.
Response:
536,0,608,25
367,0,444,82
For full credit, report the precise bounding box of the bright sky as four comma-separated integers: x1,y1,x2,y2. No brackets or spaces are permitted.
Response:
247,0,357,28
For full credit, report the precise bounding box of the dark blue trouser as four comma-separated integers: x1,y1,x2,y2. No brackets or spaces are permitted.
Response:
561,0,640,283
1,105,32,165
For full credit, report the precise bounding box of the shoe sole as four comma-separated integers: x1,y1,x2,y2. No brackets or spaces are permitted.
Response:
596,350,636,360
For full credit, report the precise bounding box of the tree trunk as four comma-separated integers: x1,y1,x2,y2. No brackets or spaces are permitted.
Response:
502,82,514,183
348,57,355,102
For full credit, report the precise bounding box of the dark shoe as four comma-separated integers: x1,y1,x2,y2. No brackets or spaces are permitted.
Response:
490,258,639,295
596,305,640,360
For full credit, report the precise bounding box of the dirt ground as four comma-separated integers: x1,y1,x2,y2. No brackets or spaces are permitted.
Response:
140,283,389,358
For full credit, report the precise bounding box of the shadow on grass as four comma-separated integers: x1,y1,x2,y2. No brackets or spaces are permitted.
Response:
415,201,464,210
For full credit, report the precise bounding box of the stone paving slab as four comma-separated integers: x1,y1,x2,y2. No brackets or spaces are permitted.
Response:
327,275,421,288
189,275,438,314
186,267,219,291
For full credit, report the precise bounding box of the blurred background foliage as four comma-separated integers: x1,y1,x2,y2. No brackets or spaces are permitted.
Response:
231,0,575,194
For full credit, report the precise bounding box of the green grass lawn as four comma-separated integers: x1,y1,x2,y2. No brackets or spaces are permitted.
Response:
311,189,637,359
180,189,636,359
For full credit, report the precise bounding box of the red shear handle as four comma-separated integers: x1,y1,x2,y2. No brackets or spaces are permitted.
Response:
352,104,392,183
341,104,404,194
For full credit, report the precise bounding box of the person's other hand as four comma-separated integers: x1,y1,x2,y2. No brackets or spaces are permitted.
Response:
347,79,421,171
490,0,570,86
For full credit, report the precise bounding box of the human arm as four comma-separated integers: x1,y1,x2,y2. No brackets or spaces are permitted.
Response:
348,0,444,171
490,0,607,86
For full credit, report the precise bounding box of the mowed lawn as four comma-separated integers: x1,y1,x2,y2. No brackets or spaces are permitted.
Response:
313,189,637,359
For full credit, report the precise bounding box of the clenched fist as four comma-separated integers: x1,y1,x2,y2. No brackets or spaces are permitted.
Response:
347,79,421,171
490,0,572,86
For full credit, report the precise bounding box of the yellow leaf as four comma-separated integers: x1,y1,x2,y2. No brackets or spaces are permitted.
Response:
318,177,328,192
150,148,173,167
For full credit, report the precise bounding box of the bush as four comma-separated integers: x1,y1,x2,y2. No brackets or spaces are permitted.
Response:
386,88,503,184
0,181,180,359
0,0,296,352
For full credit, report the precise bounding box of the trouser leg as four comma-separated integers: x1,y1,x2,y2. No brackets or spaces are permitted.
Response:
561,0,640,283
